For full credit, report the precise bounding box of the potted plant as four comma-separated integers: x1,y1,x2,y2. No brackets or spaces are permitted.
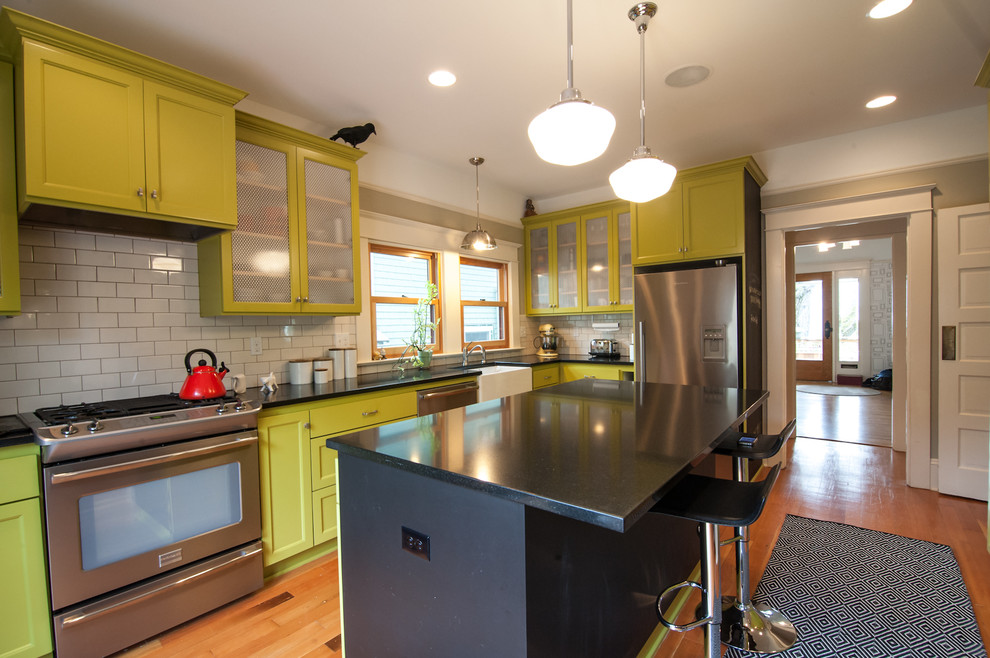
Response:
407,282,440,368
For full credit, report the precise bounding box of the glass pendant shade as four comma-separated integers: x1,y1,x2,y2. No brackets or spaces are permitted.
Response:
609,150,676,203
528,92,616,166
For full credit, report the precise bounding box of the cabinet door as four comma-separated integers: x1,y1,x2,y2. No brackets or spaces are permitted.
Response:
258,410,313,565
582,212,612,311
682,172,745,259
0,61,19,316
631,182,684,266
0,498,53,658
312,486,338,545
525,222,553,314
311,438,337,489
531,364,560,389
21,41,146,212
297,148,360,313
554,219,582,313
226,136,300,313
144,81,237,226
615,210,634,309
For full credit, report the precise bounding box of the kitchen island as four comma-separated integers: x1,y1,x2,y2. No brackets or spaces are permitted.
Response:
327,379,766,657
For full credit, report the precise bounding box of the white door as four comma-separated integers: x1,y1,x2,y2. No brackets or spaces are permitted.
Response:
937,203,990,501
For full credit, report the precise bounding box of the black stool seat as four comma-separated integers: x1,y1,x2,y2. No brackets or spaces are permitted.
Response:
650,464,780,527
712,419,796,460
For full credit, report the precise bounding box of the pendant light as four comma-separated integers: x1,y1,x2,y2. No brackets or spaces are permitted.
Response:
609,3,677,203
528,0,615,166
461,157,497,251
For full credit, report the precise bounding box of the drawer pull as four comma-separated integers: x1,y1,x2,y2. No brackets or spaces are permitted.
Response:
583,375,597,379
361,409,379,417
543,375,551,380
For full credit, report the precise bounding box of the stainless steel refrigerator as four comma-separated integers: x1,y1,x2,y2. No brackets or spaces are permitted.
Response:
634,258,743,388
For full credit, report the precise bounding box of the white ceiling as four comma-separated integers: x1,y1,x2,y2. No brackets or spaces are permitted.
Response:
6,0,989,208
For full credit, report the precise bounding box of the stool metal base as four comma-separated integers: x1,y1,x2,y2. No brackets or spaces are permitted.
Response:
720,597,797,654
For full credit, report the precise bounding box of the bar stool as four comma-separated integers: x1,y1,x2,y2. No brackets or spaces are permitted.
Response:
712,419,797,653
651,463,781,658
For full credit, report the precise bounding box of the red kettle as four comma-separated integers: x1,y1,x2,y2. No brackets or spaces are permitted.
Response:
179,349,229,400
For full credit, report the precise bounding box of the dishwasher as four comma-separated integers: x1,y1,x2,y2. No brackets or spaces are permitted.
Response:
416,380,479,415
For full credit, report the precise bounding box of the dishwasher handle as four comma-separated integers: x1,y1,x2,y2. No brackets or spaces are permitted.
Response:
416,382,479,415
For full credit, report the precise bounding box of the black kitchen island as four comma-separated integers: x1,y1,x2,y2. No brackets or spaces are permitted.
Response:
326,380,767,657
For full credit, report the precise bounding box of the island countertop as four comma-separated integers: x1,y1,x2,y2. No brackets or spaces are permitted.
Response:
327,379,766,532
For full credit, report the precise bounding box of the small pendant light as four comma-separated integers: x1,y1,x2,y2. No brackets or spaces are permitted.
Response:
461,157,497,251
528,0,616,166
609,2,677,203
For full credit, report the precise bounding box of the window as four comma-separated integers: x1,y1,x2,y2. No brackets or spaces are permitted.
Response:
369,244,441,357
459,257,507,348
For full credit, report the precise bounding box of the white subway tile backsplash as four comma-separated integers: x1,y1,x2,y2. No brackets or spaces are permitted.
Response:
2,226,358,411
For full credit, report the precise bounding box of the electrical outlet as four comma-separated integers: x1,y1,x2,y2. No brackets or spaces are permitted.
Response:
401,526,430,561
334,334,347,348
249,337,263,356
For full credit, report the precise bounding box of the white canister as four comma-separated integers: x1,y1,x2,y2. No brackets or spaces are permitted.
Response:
343,348,357,379
313,368,330,385
314,359,334,380
288,359,313,385
327,349,344,380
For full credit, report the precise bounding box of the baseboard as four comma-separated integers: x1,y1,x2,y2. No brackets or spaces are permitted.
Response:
930,458,939,492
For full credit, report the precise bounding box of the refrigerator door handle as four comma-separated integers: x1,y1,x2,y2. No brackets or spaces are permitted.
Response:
637,321,646,379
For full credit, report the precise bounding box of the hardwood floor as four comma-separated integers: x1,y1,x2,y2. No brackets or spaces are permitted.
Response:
796,381,892,447
117,437,988,658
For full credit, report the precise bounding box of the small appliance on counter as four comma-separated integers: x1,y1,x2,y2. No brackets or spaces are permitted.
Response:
534,323,559,357
589,338,620,358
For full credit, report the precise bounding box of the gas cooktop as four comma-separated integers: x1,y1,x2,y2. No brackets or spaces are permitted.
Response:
33,393,238,426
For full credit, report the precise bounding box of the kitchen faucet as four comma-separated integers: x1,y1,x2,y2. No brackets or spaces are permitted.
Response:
462,342,486,367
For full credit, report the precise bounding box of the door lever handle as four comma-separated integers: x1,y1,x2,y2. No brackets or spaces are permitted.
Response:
823,320,832,339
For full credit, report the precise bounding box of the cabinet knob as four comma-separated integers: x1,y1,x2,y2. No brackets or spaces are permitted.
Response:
304,422,311,429
151,189,159,200
303,297,309,303
296,297,301,302
136,187,144,197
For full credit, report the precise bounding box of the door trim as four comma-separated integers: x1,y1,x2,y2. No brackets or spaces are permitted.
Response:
764,185,933,489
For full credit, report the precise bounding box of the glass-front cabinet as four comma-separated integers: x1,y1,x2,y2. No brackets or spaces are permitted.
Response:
198,113,364,315
582,207,632,312
523,200,630,316
524,217,581,315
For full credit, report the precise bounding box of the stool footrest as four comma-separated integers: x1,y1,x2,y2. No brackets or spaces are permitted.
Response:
657,580,712,633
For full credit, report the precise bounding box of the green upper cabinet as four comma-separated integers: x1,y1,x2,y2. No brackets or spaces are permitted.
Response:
0,8,245,238
632,156,766,266
581,204,632,312
1,59,19,316
524,200,630,316
198,113,363,316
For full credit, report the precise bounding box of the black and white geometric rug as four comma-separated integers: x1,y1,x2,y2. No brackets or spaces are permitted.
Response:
725,515,986,658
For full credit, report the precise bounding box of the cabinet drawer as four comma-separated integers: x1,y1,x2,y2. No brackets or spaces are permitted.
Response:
310,439,337,489
532,365,560,389
312,486,338,545
0,454,39,505
309,389,417,436
560,364,634,382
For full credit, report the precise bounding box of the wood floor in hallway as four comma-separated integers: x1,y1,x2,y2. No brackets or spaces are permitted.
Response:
117,438,988,658
796,381,892,447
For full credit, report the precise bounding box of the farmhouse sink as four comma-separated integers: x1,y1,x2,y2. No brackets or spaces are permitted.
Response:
476,365,532,402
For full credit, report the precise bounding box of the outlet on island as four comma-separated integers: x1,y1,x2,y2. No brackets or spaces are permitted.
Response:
401,526,430,561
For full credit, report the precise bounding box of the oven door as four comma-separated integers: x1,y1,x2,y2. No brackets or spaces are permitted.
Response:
43,430,261,611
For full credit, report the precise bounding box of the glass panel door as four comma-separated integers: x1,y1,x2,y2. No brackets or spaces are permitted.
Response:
837,276,860,364
232,140,292,304
795,271,833,381
528,225,550,311
617,211,633,306
303,156,354,305
555,220,579,311
584,214,610,308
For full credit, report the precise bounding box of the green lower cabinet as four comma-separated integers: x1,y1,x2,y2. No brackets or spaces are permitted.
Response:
312,486,338,545
531,363,560,389
0,445,52,658
258,409,313,566
560,363,635,383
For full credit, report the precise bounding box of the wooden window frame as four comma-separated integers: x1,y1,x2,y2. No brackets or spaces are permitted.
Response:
459,256,508,349
370,243,442,358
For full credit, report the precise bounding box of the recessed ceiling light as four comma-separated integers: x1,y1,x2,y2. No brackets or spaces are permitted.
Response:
868,0,912,19
428,70,456,87
866,95,896,108
665,65,711,88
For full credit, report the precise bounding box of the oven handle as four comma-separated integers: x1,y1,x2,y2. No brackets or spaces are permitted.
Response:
59,543,262,629
49,434,258,485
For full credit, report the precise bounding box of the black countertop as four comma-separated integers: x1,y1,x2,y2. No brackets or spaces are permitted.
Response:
327,379,767,532
242,353,633,410
0,414,33,448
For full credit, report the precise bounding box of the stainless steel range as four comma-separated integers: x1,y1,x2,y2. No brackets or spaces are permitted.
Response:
23,393,263,658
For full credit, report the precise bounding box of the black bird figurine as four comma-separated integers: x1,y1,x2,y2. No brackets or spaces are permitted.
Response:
329,123,376,148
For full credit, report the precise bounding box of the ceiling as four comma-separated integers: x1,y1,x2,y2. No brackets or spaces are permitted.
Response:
6,0,989,207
